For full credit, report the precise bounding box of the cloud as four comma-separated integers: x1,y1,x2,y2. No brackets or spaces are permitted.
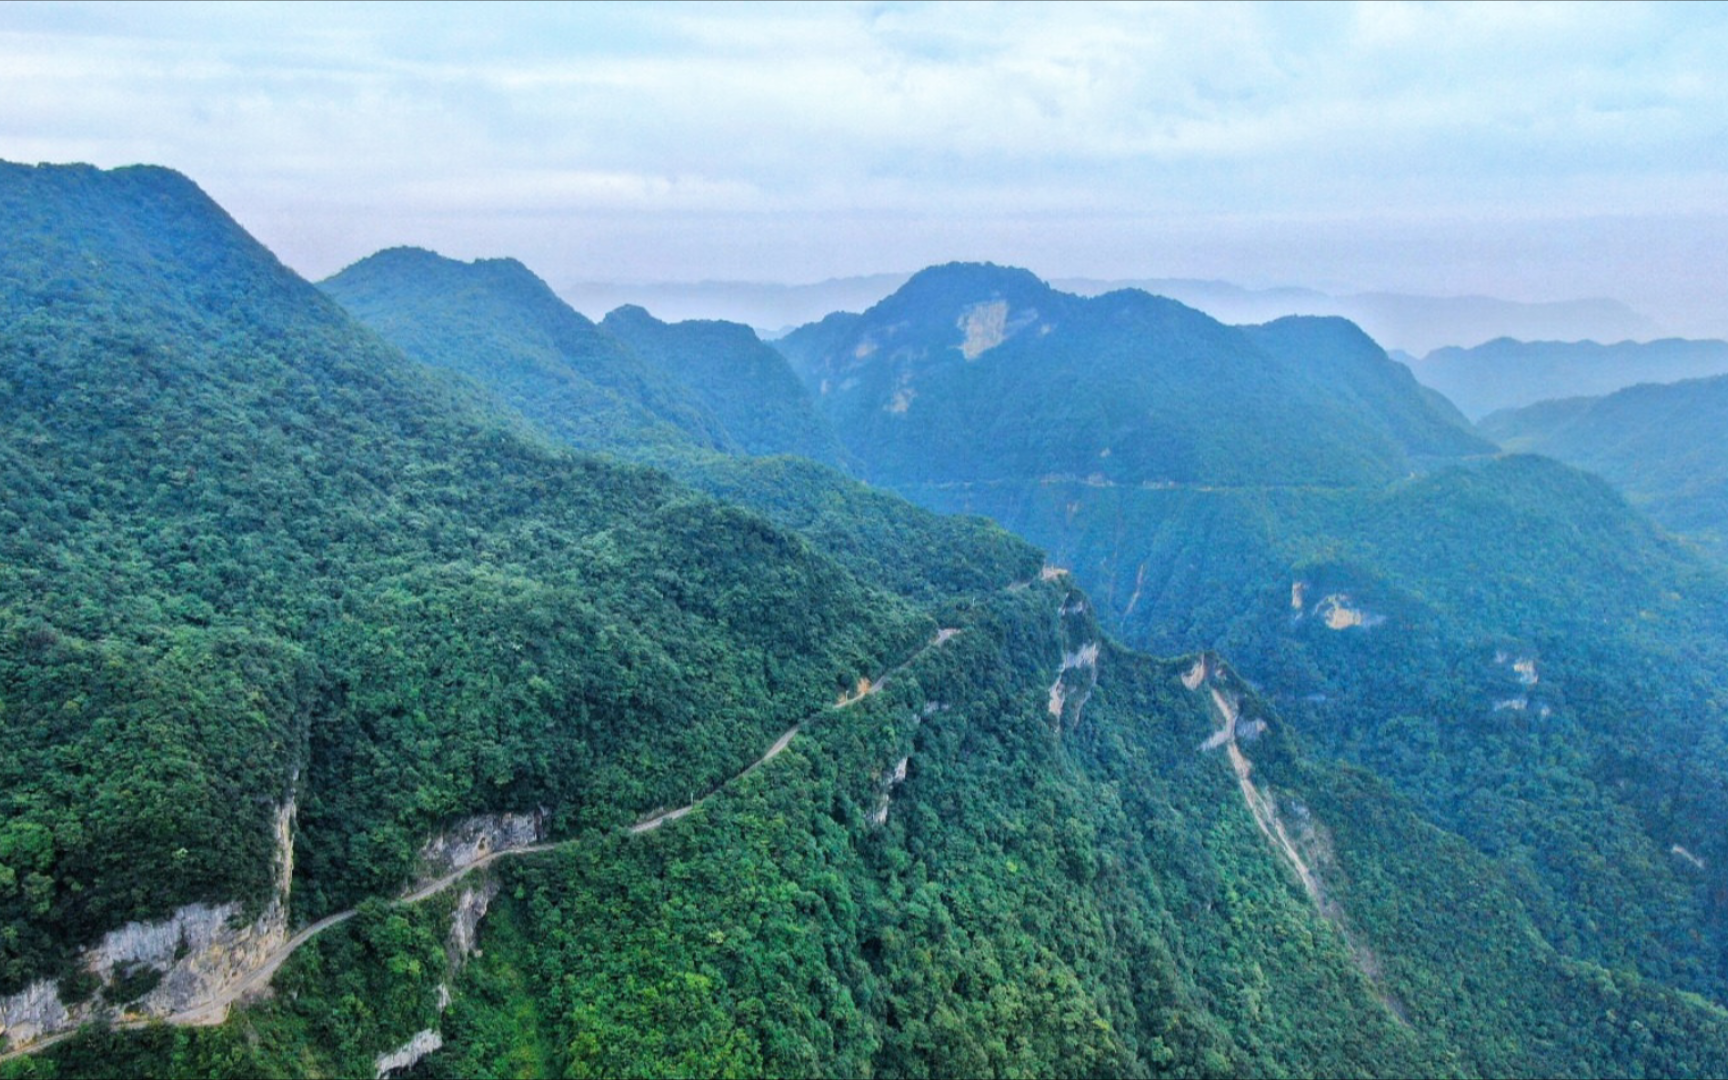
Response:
2,0,1725,318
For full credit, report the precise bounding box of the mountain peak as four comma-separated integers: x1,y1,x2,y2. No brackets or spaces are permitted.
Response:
877,261,1055,315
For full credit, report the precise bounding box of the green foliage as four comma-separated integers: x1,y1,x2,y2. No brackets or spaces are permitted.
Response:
13,166,1728,1080
900,456,1728,1000
0,162,921,986
320,245,1043,605
600,304,848,467
774,263,1484,489
1483,373,1728,561
320,247,733,459
408,585,1449,1079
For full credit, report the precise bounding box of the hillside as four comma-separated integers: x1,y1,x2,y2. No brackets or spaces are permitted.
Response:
318,247,1728,1077
1483,375,1728,558
1411,337,1728,419
774,263,1489,489
782,263,1728,1022
0,162,930,1051
320,247,735,458
9,168,1728,1079
598,304,848,467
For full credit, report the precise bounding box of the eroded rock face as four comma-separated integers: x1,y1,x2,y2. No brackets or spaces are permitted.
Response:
869,756,913,827
0,978,81,1049
448,877,500,964
0,799,296,1051
375,1028,444,1078
416,811,543,883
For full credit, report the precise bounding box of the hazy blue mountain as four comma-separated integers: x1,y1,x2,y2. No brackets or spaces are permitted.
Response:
1484,374,1728,558
559,271,1659,355
600,303,848,467
775,263,1489,490
1056,277,1659,354
1412,336,1728,419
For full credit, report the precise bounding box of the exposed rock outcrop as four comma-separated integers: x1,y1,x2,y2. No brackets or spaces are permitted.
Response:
0,797,297,1051
416,811,544,885
375,1028,444,1078
448,877,500,964
869,756,912,827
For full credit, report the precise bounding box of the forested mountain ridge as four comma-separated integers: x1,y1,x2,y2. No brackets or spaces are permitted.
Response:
773,262,1490,489
0,161,936,1051
777,263,1728,1029
1482,374,1728,561
8,164,1728,1079
320,246,736,458
599,303,849,468
321,248,1041,607
322,245,1728,1076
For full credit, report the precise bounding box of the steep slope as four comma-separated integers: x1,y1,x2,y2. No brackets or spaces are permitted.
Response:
307,250,1728,1076
1483,374,1728,559
324,248,1042,606
320,247,734,458
0,166,1483,1077
0,163,932,1045
1240,315,1488,460
38,582,1728,1079
12,173,1728,1079
599,303,848,467
1412,336,1728,419
782,263,1728,1016
775,263,1487,489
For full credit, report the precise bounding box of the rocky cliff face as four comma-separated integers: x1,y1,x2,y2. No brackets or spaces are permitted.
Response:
416,811,544,884
0,798,296,1051
447,877,499,963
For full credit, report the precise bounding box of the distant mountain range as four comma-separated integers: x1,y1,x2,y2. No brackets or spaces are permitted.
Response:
561,272,1660,354
1411,337,1728,419
1483,373,1728,559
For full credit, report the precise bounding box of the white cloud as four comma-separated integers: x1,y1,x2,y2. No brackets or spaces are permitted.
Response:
1,0,1725,319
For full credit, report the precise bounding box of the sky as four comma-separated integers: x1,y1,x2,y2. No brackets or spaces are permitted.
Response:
4,1,1727,332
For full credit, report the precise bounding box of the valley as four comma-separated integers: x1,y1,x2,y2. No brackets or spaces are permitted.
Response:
6,162,1728,1079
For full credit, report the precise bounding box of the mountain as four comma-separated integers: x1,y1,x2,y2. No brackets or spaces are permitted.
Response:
599,304,848,467
325,250,1728,1075
9,169,1728,1079
558,271,1659,356
0,162,931,1063
559,273,913,335
1055,277,1660,355
1410,337,1728,419
1483,375,1728,558
775,263,1489,491
781,263,1728,1027
321,246,736,458
322,249,1038,606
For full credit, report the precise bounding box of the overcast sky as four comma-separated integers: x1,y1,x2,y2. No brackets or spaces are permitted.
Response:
4,1,1726,329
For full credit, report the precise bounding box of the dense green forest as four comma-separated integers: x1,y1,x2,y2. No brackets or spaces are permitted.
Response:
0,162,935,997
772,263,1489,489
319,248,1043,606
1482,375,1728,560
774,265,1728,1015
10,163,1728,1079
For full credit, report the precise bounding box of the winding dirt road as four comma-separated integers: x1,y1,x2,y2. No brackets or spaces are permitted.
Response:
1,628,962,1062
